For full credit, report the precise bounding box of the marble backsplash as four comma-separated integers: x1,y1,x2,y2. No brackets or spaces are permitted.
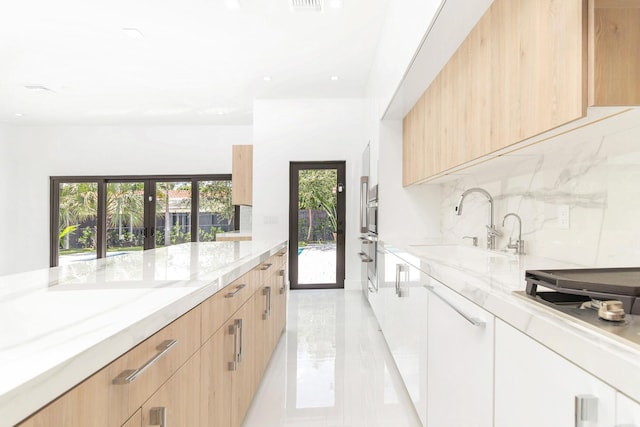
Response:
440,109,640,267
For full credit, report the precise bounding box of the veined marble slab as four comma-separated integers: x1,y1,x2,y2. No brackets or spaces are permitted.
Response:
0,240,286,427
385,242,640,404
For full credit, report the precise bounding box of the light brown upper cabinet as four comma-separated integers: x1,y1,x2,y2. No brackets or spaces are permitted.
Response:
403,0,640,186
232,144,253,205
589,0,640,106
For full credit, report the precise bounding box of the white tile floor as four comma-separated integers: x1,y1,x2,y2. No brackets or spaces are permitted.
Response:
243,289,422,427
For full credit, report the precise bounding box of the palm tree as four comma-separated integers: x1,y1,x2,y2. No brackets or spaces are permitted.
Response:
106,183,145,242
58,183,98,249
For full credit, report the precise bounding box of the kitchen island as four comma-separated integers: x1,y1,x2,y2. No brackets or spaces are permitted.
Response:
0,240,287,427
375,241,640,426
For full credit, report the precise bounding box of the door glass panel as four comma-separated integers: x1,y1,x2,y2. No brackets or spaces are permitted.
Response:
155,182,192,248
197,180,235,241
297,169,337,284
58,182,98,265
106,182,145,256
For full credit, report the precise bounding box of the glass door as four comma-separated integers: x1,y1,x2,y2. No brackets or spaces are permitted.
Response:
56,182,99,265
154,181,192,248
289,161,346,289
105,181,145,256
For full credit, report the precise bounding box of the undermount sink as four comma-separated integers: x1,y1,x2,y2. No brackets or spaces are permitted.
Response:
409,244,515,258
406,244,518,271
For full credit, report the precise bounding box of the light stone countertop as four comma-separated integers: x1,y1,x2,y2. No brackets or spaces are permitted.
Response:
385,242,640,404
0,240,286,427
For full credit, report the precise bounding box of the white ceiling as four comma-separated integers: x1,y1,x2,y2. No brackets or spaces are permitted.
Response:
0,0,389,125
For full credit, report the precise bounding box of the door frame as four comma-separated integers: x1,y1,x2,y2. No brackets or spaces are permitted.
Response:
288,161,346,290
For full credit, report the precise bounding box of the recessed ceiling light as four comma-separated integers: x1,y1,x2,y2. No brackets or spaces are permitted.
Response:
24,85,54,93
263,76,272,82
329,0,343,8
217,111,226,115
330,75,339,81
14,113,24,117
226,0,241,9
122,28,144,38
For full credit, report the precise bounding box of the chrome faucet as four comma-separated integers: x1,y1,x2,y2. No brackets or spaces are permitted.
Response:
502,213,525,255
455,187,502,250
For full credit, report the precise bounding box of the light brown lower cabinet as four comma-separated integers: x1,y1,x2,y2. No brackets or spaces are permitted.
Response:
140,351,201,427
16,251,287,427
121,410,141,427
200,316,232,427
17,307,201,427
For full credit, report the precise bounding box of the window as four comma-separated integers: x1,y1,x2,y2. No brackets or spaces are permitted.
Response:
51,175,238,267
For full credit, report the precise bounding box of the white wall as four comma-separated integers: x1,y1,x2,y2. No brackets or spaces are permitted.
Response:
377,120,441,244
0,125,10,273
361,0,447,247
0,125,252,275
364,0,443,185
252,99,365,289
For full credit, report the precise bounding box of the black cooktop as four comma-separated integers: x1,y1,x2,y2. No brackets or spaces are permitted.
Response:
525,267,640,315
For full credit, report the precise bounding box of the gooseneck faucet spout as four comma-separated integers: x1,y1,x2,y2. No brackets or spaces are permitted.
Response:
502,213,525,254
455,187,501,250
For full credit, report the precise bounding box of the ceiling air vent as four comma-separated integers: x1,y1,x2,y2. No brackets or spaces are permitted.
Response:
290,0,323,12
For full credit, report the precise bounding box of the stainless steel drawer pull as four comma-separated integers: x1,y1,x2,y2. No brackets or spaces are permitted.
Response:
237,318,244,363
112,339,178,384
426,286,485,327
263,286,272,320
395,264,409,297
279,269,286,294
228,320,239,371
260,263,273,271
575,395,598,427
150,407,167,427
225,283,246,298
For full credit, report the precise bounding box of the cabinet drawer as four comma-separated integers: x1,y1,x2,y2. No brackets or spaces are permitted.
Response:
202,273,253,343
18,306,201,427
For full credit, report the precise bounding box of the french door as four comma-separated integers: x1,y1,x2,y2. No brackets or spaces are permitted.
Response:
51,175,236,267
289,161,346,289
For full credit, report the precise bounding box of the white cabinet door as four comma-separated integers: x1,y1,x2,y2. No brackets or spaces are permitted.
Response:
495,319,616,427
378,249,428,426
617,392,640,427
426,279,494,427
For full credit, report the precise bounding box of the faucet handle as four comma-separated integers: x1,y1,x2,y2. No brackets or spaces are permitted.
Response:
486,225,503,237
463,236,478,247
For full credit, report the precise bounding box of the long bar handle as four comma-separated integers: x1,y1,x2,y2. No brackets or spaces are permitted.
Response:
426,285,485,327
395,264,408,297
228,321,238,371
112,339,177,384
263,286,271,320
237,318,244,363
279,269,286,294
225,283,246,298
260,263,273,271
149,407,167,427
